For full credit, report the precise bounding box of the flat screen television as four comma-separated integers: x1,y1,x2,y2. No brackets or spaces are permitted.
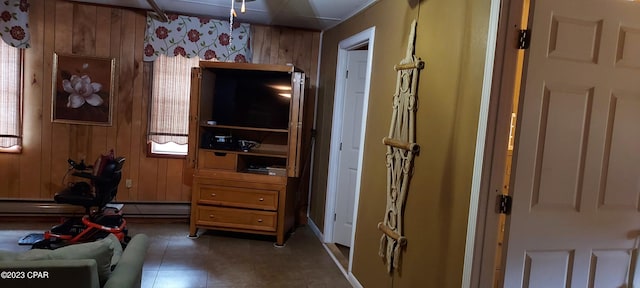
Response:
211,69,292,130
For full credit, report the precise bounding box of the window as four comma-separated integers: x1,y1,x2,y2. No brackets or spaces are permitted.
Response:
0,40,22,153
147,54,199,157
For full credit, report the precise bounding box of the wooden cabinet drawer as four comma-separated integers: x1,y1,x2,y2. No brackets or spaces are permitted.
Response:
196,206,276,232
198,185,278,210
198,150,237,170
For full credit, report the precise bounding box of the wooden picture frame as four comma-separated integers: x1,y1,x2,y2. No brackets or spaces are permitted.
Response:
51,53,116,126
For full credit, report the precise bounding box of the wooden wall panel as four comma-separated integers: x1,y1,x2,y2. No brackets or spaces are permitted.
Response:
106,8,122,153
267,28,280,64
136,61,156,201
72,5,96,55
88,6,111,161
250,25,270,64
19,0,45,199
166,161,184,201
39,0,55,199
0,154,19,198
50,1,74,196
0,0,320,204
125,12,147,202
277,28,296,65
114,9,136,201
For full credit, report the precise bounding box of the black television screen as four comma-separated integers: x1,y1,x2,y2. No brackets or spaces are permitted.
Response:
211,69,292,130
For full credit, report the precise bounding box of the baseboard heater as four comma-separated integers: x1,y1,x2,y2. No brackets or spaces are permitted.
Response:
0,200,190,218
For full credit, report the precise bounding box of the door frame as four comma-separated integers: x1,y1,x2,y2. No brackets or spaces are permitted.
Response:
464,0,527,287
323,27,375,272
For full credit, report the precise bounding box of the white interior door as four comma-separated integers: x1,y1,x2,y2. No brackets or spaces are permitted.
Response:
503,0,640,287
333,50,368,247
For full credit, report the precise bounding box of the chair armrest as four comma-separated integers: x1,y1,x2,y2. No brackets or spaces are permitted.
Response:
71,172,109,183
104,234,149,288
0,259,100,288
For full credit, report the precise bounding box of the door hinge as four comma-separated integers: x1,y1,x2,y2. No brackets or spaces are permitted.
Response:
346,70,349,79
517,29,531,50
334,213,337,222
339,142,342,151
496,194,513,215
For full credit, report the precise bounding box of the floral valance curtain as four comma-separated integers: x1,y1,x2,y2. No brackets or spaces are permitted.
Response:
0,0,30,48
144,13,251,63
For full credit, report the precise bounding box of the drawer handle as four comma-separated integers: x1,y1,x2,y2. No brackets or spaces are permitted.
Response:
259,197,264,201
257,218,263,223
209,214,215,218
210,193,216,197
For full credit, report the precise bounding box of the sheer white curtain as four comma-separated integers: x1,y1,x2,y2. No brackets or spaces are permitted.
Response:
0,40,21,149
147,54,199,146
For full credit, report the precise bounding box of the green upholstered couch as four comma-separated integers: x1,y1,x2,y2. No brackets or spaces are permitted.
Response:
0,233,149,288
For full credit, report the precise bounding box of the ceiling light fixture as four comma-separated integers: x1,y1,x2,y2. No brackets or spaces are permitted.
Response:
236,0,255,13
231,0,253,17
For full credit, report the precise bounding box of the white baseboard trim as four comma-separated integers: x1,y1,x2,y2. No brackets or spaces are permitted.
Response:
308,219,347,278
0,199,190,218
348,273,364,288
307,218,365,287
307,218,324,240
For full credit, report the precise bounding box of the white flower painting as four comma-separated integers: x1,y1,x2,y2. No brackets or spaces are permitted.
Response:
52,54,116,126
63,74,104,108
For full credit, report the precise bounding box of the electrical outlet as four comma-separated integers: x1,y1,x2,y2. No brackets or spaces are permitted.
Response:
125,179,132,188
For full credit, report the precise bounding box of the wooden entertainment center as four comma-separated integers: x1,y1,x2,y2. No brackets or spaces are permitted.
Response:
187,62,312,246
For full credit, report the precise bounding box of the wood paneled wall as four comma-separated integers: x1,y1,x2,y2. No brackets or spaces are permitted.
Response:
0,0,320,203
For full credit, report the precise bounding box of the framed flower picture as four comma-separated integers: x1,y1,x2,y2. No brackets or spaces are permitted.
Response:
51,53,116,126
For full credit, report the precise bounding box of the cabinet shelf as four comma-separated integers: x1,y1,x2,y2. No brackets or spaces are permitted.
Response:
201,148,288,158
200,123,288,133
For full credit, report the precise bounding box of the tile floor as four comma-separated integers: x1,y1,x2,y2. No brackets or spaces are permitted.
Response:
0,218,352,288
